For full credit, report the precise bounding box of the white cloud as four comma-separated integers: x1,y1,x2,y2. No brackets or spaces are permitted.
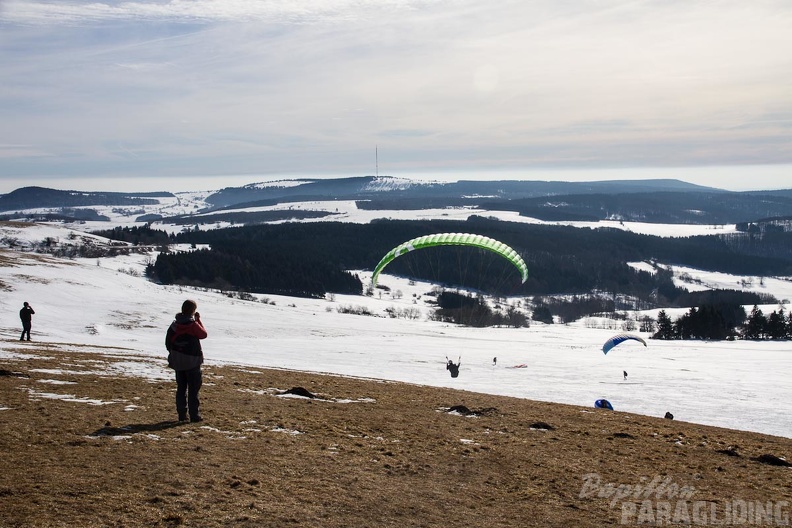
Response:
2,0,335,24
1,0,791,187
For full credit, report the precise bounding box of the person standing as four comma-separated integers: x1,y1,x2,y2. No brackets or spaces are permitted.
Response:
166,300,207,423
19,302,35,341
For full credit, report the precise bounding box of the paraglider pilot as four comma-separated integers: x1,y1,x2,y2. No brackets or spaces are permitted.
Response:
446,357,461,378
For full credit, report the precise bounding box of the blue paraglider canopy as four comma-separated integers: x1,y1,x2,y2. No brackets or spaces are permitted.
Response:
595,399,614,410
602,333,647,355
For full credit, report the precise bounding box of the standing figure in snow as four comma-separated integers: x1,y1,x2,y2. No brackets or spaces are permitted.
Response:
623,370,628,380
19,302,35,341
166,300,208,423
446,357,461,378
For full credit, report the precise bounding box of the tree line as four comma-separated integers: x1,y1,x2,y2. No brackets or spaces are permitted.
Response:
430,291,528,328
94,218,792,305
653,305,792,341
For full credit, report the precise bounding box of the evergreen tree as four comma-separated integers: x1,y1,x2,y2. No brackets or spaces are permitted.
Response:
787,311,792,339
742,305,767,340
531,306,554,324
653,309,675,339
674,308,696,339
696,304,730,340
766,309,787,340
785,311,792,339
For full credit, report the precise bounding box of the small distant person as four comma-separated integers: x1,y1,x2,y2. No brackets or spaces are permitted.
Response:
166,300,208,423
493,357,497,366
446,358,461,378
19,302,35,341
623,370,628,380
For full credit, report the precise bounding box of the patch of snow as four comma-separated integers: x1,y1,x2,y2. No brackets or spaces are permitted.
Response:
333,397,376,404
25,389,123,406
0,350,54,361
361,177,417,192
30,369,102,376
271,426,304,435
244,179,314,190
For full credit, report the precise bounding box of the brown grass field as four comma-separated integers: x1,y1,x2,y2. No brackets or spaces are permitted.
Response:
1,341,790,527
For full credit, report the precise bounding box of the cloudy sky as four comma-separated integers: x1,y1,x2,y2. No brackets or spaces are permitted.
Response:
2,0,791,192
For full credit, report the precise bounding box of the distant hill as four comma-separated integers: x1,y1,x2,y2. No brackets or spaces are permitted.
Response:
0,186,170,212
471,191,792,224
198,177,792,225
202,176,722,209
3,178,792,226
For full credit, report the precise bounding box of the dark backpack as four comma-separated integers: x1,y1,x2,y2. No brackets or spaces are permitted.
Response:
165,325,202,370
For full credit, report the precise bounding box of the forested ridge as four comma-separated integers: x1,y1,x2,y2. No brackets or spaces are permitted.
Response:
0,186,165,212
93,218,792,301
357,190,792,224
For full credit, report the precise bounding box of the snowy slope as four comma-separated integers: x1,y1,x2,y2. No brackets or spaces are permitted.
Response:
1,222,790,439
5,188,742,238
163,198,741,237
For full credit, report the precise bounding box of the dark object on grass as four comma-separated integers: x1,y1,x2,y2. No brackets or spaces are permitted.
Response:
529,421,554,431
284,387,316,398
90,421,186,437
664,412,674,420
716,447,740,457
753,454,791,467
0,369,29,378
447,405,498,417
612,432,635,439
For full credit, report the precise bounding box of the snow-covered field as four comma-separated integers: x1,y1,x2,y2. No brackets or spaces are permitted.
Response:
1,215,790,439
158,197,741,237
6,188,741,238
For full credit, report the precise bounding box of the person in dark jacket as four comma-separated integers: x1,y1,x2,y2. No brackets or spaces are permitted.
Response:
166,300,207,422
446,357,461,378
19,302,35,341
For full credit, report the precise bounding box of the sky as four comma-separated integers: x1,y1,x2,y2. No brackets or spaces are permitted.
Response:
1,216,791,438
2,0,792,193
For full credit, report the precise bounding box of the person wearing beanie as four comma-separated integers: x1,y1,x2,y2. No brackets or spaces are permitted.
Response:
165,299,208,422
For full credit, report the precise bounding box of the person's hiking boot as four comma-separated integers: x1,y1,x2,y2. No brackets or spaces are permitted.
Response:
190,415,203,423
178,413,188,422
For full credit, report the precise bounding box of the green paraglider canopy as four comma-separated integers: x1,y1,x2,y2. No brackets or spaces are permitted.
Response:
371,233,528,286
